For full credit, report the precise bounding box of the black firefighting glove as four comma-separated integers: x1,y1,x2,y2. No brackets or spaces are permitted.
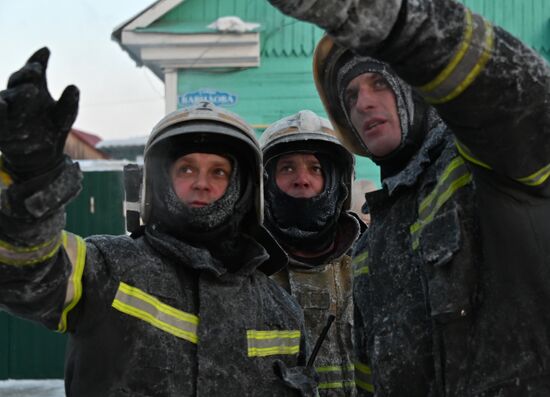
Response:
274,360,319,397
0,47,79,182
266,0,403,50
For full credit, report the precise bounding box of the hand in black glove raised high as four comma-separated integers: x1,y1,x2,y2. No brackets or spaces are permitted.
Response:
267,0,403,50
0,47,79,181
267,0,354,31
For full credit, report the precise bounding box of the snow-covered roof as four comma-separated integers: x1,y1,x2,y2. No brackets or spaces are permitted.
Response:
76,159,141,172
96,136,148,148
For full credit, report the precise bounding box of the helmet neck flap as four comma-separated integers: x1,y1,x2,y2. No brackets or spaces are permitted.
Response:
336,56,429,179
314,38,431,180
264,151,348,255
147,141,255,265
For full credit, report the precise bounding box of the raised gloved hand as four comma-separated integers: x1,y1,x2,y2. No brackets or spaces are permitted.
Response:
267,0,403,50
268,0,354,31
0,47,79,181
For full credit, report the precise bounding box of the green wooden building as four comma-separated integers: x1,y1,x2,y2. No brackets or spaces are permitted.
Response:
113,0,550,187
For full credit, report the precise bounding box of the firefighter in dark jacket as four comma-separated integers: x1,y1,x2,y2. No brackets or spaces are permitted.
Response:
0,48,318,397
266,0,550,395
260,110,362,396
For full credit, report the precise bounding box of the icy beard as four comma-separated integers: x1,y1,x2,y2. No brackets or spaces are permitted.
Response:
150,155,246,245
264,154,346,254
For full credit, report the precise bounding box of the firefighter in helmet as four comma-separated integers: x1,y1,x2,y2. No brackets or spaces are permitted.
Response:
0,48,317,396
260,110,364,396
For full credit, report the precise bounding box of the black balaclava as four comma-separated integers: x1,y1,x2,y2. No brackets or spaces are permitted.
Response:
336,56,430,179
147,139,254,264
264,150,348,256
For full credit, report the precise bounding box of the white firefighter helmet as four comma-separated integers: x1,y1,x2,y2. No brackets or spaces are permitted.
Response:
259,109,355,210
140,101,263,225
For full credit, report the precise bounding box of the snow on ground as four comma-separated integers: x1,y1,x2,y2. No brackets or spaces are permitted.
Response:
0,379,64,397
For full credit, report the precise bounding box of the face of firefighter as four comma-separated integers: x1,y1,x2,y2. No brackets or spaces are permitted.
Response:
345,72,402,157
275,153,324,198
170,153,232,208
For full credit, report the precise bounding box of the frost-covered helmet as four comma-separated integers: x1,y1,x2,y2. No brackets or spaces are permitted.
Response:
141,101,263,231
260,110,354,253
259,109,354,210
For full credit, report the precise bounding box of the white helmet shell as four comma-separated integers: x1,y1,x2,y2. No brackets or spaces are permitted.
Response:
260,110,355,210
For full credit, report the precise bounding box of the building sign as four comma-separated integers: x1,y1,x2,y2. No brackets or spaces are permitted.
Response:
179,89,238,107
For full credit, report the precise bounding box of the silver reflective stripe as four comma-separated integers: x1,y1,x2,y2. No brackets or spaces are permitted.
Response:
418,9,494,104
247,329,301,357
112,282,199,344
0,234,62,266
410,157,472,250
354,361,374,392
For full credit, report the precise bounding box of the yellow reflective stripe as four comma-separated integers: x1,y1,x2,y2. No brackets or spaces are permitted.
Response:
57,232,86,333
318,381,355,390
419,9,494,104
355,378,375,393
0,234,59,253
433,19,493,104
455,140,492,170
0,170,12,187
418,157,465,215
515,162,550,186
0,234,62,266
354,361,373,392
112,282,199,344
248,346,300,357
411,163,472,250
247,329,300,339
247,329,301,357
457,140,550,187
317,364,355,390
354,361,372,375
316,364,355,373
354,265,370,277
353,250,369,277
420,9,474,93
353,250,369,263
412,173,473,248
0,157,13,187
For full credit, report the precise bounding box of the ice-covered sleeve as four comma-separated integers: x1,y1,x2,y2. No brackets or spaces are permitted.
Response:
0,159,87,332
334,0,550,194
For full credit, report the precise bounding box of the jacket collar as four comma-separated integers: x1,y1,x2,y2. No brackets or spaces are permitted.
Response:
382,122,450,197
144,225,284,278
287,211,362,270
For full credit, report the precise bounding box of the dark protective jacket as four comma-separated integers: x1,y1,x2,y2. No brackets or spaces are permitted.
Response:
342,0,550,396
0,163,309,397
273,212,361,397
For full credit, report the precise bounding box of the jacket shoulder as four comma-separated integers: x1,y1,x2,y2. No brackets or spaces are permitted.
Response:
84,234,160,276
